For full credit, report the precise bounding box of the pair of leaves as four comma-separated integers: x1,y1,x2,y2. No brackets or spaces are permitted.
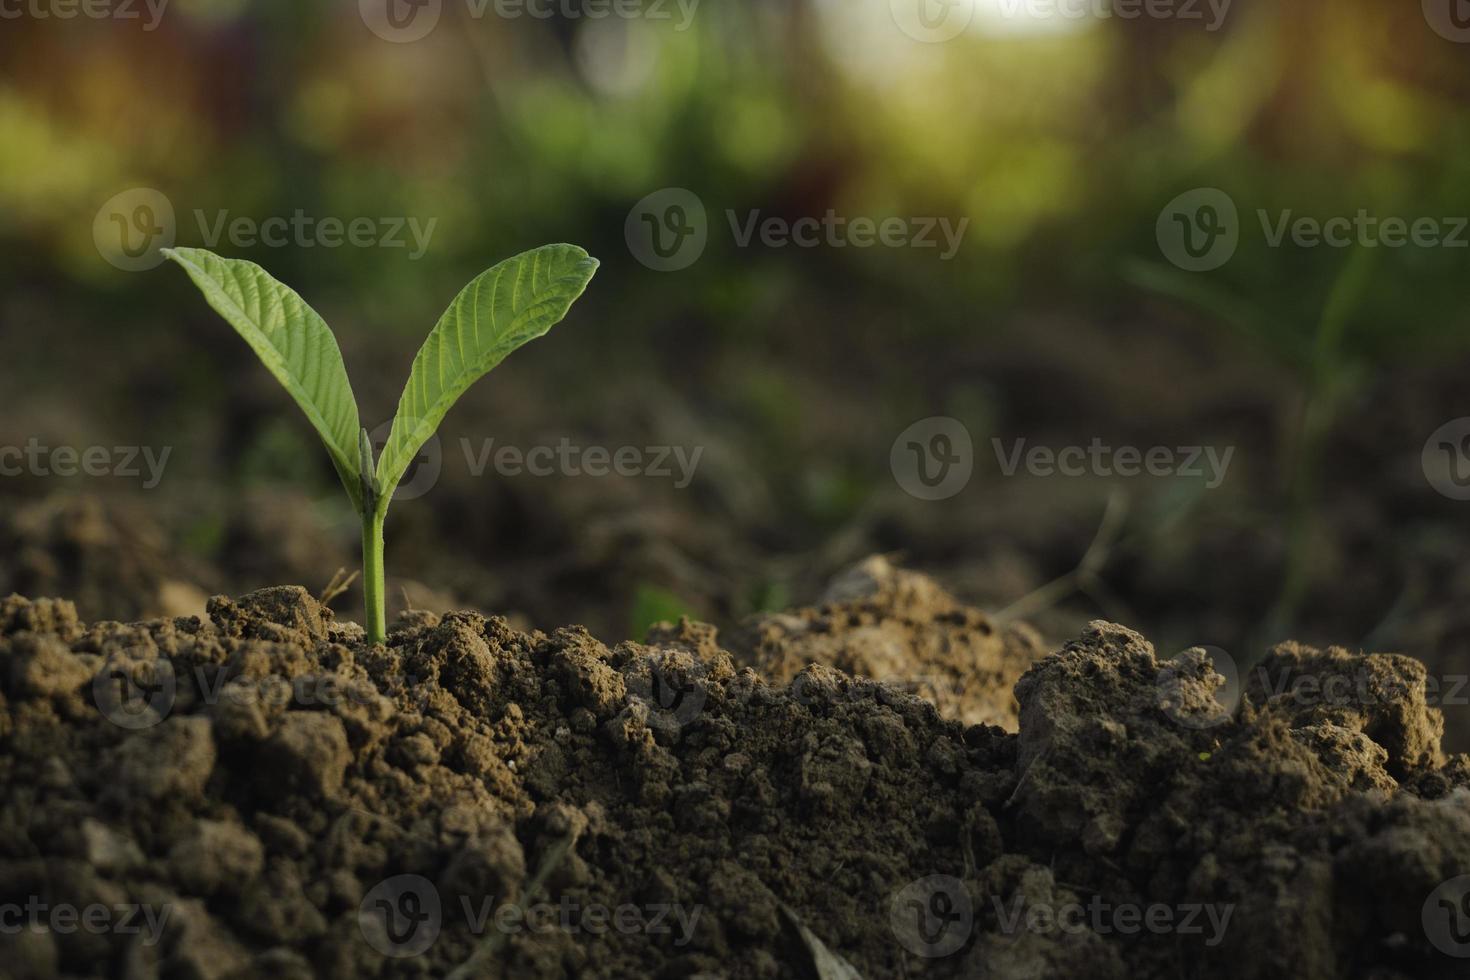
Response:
163,244,599,517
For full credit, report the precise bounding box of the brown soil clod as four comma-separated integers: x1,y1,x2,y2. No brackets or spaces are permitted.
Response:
725,555,1046,730
0,563,1466,979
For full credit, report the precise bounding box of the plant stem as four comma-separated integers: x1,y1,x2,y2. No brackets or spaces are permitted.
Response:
361,509,386,644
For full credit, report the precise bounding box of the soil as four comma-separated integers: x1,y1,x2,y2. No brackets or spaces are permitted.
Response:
725,556,1045,730
0,496,213,625
1,563,1467,979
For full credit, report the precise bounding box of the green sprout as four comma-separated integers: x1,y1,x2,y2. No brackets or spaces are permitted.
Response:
164,244,599,644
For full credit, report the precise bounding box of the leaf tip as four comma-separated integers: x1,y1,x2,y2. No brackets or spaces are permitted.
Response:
160,246,203,271
556,243,599,276
567,247,600,287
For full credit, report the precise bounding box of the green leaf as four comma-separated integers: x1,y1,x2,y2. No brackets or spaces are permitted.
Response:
630,583,696,639
1121,258,1310,373
163,247,365,512
375,244,599,510
1313,244,1375,375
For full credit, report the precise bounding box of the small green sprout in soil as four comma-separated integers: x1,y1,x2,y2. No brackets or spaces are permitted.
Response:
164,244,599,643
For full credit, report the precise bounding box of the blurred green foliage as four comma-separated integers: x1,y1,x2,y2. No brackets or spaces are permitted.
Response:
0,0,1466,336
3,0,1470,655
629,582,696,638
3,0,1470,500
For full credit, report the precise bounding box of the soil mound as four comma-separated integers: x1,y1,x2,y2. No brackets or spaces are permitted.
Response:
0,497,204,624
726,555,1044,729
0,570,1466,979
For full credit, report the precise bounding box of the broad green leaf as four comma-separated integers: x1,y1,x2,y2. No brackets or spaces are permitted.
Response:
163,247,365,512
375,244,599,510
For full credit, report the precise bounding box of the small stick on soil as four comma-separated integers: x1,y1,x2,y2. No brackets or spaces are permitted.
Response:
318,567,360,608
1004,746,1049,809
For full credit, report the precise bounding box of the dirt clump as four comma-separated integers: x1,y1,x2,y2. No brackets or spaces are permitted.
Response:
0,568,1467,979
726,555,1045,729
0,495,211,624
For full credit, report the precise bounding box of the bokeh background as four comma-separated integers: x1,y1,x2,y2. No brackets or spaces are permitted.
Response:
4,0,1470,739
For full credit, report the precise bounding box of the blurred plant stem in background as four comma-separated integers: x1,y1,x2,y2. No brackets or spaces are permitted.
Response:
1261,245,1375,653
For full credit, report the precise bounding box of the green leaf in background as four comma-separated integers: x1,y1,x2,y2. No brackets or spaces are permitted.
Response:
163,247,365,512
1120,258,1309,373
375,244,600,510
630,583,696,639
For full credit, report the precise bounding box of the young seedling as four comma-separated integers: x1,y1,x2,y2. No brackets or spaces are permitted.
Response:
163,244,599,644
